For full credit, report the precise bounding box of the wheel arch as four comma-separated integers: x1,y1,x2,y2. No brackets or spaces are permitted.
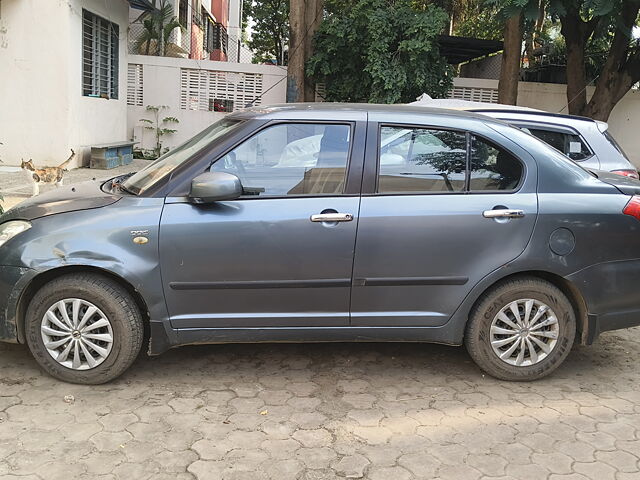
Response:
16,265,151,344
467,270,589,345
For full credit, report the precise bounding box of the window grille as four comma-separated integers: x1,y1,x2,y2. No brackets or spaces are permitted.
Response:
214,23,228,55
127,64,144,106
82,9,119,99
203,17,227,54
180,68,264,112
448,86,499,103
204,16,216,52
178,0,189,27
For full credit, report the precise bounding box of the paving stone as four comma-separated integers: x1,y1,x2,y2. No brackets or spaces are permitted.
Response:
347,409,384,427
530,452,574,474
90,431,133,451
332,454,370,478
467,453,508,476
188,460,225,480
296,447,338,469
505,463,551,480
263,459,304,479
368,466,413,480
594,450,639,473
292,428,333,447
398,452,440,477
0,329,639,478
260,438,301,459
437,464,483,480
349,426,393,445
99,413,139,432
572,461,617,480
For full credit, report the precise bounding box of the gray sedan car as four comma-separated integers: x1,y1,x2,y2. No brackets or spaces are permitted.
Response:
1,104,640,384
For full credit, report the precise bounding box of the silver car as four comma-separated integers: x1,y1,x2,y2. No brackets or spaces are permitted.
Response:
411,99,639,178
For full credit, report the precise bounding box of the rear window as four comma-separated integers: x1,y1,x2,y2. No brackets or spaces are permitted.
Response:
524,128,592,162
604,131,631,161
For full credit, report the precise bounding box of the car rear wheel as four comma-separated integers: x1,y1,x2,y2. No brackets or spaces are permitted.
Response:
25,273,143,384
465,277,576,381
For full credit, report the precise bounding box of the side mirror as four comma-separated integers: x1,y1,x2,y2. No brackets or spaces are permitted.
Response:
189,172,242,204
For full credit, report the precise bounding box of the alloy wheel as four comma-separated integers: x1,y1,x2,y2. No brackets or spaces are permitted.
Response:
40,298,114,370
489,299,559,367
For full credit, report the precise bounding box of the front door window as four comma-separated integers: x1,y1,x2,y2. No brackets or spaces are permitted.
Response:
211,123,352,196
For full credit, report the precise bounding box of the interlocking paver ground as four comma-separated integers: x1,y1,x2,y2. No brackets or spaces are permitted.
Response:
0,324,639,479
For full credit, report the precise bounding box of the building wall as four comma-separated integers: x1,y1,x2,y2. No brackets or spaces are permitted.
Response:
127,55,287,151
451,78,640,168
211,0,228,27
68,0,130,168
0,0,130,167
0,0,71,166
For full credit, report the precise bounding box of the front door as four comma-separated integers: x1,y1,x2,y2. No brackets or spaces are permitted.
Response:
351,122,538,326
160,121,363,329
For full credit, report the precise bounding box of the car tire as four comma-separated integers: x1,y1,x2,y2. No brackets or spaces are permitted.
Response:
465,277,576,381
25,273,143,384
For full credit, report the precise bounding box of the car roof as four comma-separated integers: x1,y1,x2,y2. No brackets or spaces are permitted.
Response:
408,98,602,127
232,102,512,125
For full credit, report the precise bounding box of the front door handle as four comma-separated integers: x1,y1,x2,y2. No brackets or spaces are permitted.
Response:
483,209,525,219
310,213,354,222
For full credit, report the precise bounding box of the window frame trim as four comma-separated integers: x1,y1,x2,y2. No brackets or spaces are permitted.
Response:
207,120,359,200
371,122,527,197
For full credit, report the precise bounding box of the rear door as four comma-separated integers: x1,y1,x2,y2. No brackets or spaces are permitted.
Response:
351,116,538,327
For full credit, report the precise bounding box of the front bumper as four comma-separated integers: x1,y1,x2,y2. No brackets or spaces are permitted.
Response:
0,265,33,343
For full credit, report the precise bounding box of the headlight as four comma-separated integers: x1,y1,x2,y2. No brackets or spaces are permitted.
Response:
0,221,31,248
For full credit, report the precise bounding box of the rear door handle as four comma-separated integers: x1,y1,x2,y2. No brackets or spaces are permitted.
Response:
483,209,525,219
310,213,354,222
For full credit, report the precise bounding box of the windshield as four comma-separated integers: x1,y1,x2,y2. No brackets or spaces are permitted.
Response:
123,118,243,195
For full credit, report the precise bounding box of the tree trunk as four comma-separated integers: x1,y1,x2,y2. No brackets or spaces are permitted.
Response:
584,0,640,121
560,9,588,115
287,0,306,102
498,12,523,105
303,0,324,102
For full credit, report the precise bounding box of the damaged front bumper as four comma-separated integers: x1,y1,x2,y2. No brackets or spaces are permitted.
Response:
0,265,34,343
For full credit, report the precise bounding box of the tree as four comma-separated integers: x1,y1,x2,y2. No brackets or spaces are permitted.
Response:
133,0,182,56
288,0,324,102
243,0,289,64
493,0,640,120
498,12,524,104
307,0,454,103
554,0,640,120
139,106,179,159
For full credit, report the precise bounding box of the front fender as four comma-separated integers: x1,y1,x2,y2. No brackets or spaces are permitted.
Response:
0,197,171,345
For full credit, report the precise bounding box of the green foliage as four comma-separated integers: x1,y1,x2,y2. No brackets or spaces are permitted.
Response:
454,4,504,39
139,106,180,159
307,0,454,103
544,32,612,79
243,0,289,64
134,0,183,56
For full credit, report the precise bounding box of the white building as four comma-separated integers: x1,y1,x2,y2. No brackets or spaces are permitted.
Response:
0,0,155,168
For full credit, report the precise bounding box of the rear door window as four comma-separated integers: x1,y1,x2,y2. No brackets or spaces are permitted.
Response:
376,125,524,194
378,127,467,193
470,137,523,191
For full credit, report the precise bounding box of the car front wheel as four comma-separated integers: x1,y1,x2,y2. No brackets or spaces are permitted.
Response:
25,273,144,384
465,277,576,381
